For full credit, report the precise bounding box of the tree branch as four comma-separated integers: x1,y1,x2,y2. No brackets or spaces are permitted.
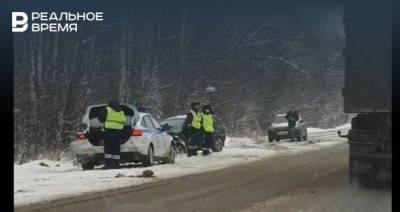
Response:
265,56,307,74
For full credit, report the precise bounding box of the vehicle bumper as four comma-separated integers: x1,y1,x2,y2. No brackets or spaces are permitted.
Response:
268,129,300,139
70,139,140,155
269,133,289,139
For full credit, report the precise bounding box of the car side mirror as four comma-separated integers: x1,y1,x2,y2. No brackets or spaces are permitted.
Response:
300,120,304,123
162,123,172,131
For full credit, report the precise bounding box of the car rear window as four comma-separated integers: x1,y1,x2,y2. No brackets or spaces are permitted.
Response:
161,119,184,133
141,118,147,128
150,117,161,129
143,116,155,129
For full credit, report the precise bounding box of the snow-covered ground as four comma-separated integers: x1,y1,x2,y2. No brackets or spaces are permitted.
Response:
307,123,351,133
14,124,350,206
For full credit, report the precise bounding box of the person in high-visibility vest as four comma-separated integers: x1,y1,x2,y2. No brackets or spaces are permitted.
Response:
98,101,127,169
201,104,214,155
183,101,203,157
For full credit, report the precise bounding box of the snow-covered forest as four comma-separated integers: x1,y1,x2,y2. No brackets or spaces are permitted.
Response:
14,2,348,163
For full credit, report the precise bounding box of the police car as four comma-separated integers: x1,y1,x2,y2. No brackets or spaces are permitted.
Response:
70,103,175,170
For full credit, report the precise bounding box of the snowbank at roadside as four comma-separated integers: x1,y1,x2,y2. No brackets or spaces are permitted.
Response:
14,126,349,206
308,123,351,133
14,145,276,206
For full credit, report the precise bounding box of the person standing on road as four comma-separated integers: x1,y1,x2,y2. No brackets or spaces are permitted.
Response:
285,106,299,141
98,101,127,169
201,104,214,155
183,101,203,157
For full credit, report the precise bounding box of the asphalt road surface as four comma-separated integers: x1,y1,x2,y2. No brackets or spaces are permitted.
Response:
15,136,391,212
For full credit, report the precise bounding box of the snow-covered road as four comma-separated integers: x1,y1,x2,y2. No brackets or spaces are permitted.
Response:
14,124,350,206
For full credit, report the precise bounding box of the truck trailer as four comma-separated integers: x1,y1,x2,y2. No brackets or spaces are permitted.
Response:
340,0,391,187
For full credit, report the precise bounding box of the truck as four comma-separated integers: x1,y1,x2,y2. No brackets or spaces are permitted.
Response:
339,0,391,187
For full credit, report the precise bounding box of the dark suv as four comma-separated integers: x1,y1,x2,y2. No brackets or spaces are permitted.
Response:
267,113,308,142
160,115,226,153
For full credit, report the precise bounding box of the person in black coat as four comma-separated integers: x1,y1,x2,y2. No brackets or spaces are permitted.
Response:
285,106,299,141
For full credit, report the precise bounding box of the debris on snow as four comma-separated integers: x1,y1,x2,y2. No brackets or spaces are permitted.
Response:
141,170,154,178
38,161,49,167
115,173,126,178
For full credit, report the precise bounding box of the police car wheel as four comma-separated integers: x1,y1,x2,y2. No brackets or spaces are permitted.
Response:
143,146,154,167
162,143,176,164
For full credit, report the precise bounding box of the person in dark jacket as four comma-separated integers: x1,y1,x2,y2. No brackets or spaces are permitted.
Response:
183,101,203,157
98,101,127,169
201,104,214,155
285,106,299,141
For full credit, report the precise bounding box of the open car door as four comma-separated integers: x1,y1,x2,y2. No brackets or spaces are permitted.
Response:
86,104,136,146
